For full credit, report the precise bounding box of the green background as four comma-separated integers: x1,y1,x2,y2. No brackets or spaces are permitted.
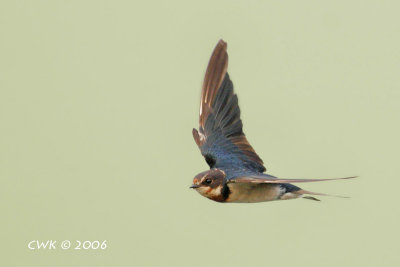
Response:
1,1,399,266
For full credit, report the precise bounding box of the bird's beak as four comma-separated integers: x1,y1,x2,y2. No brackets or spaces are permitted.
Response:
190,184,200,189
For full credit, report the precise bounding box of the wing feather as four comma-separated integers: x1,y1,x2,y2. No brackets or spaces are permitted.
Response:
230,175,357,184
193,40,266,172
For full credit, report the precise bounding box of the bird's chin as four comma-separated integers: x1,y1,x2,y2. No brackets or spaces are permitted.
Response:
192,186,209,198
194,185,223,199
193,186,206,194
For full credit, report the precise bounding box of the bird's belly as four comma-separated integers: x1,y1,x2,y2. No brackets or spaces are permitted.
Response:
226,183,283,203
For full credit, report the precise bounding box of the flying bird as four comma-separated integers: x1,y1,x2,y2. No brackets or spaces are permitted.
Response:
191,40,356,203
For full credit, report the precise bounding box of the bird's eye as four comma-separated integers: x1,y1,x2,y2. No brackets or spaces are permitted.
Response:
205,178,212,184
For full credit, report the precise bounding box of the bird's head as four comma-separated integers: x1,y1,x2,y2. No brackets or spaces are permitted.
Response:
190,169,228,202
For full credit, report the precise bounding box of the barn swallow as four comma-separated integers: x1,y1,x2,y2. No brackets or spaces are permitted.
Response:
191,40,356,203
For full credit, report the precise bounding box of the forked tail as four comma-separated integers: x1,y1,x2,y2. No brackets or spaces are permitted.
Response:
297,189,350,201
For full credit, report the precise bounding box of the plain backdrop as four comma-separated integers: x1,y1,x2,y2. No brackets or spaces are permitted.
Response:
1,1,399,266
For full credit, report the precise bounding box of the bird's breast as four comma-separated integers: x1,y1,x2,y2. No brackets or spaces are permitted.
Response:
226,183,283,203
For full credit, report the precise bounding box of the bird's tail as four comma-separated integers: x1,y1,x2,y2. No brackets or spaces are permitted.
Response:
297,189,350,201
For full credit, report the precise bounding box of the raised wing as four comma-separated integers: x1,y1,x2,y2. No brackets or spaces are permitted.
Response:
192,40,266,173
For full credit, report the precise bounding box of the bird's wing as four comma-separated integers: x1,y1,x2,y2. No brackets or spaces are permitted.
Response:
229,175,357,184
192,40,266,172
